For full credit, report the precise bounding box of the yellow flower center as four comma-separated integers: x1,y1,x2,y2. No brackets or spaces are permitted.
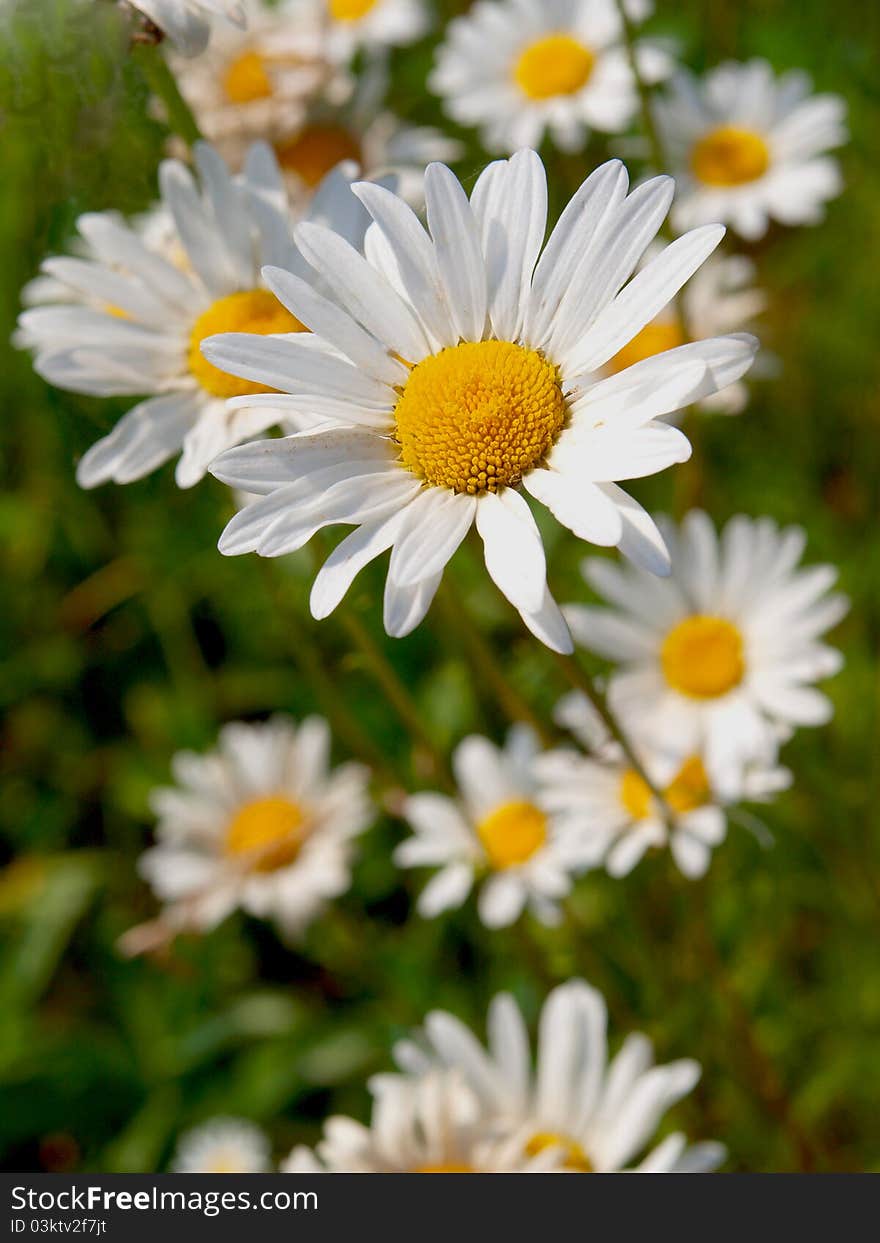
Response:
526,1131,593,1172
223,49,273,104
661,614,745,699
394,340,566,495
608,318,686,373
328,0,379,23
224,795,306,872
476,799,547,869
619,755,712,821
690,125,771,187
513,33,595,100
274,123,363,188
415,1164,474,1173
206,1157,244,1173
188,289,305,398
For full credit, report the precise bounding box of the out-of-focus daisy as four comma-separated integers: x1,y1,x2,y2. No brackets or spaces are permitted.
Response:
301,0,430,61
394,727,596,928
137,716,372,939
430,0,670,155
172,1118,271,1173
564,510,848,784
604,248,767,415
17,143,372,489
282,1071,563,1172
206,152,757,651
537,691,792,877
656,60,847,240
380,980,724,1172
126,0,246,56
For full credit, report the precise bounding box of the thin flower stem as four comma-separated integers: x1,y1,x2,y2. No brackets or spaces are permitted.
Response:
134,43,202,148
436,580,556,746
614,0,667,179
550,648,675,829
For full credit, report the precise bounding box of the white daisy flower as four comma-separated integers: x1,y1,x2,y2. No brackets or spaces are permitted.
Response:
17,143,373,489
536,690,792,878
603,247,767,415
297,0,431,61
380,980,724,1172
430,0,671,155
564,510,848,787
282,1070,563,1172
127,0,246,56
205,151,758,651
656,59,847,240
171,1117,271,1173
138,715,372,939
395,726,596,928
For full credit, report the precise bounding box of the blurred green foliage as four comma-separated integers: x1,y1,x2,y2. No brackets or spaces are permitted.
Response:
1,0,879,1174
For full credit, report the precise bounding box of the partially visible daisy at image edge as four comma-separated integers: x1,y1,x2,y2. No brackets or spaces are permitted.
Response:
295,0,430,61
206,150,758,652
375,979,724,1172
430,0,672,155
656,59,847,240
536,690,792,878
125,0,246,57
171,1118,271,1173
394,726,597,928
122,715,372,946
16,143,375,490
282,1070,565,1172
563,509,848,786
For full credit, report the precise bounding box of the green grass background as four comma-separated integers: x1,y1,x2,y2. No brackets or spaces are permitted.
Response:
1,0,878,1173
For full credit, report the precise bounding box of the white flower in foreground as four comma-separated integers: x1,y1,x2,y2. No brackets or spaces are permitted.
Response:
431,0,671,154
656,60,847,240
17,143,373,489
395,727,596,928
206,151,757,651
127,0,246,56
283,1071,562,1172
169,0,353,172
564,510,848,784
537,690,792,877
138,716,372,939
603,248,767,415
380,980,723,1172
172,1118,271,1173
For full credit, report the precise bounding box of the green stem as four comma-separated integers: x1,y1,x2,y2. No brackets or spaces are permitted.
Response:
614,0,667,178
134,43,201,148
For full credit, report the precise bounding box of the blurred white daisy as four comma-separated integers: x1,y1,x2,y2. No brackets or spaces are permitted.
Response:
564,510,848,785
137,716,372,939
168,0,352,173
656,60,847,240
172,1117,271,1172
394,726,595,928
430,0,671,155
537,690,792,877
127,0,246,56
303,0,430,60
17,143,372,489
206,151,757,650
604,247,767,415
282,1071,563,1172
380,980,724,1172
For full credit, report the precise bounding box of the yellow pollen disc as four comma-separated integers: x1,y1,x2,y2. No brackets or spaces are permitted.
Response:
188,289,305,398
513,33,595,100
274,123,362,188
661,614,745,699
526,1132,593,1172
619,768,653,821
664,755,711,814
225,795,305,872
328,0,378,22
690,125,770,187
105,303,131,320
206,1158,243,1174
608,318,686,373
477,799,548,869
394,340,566,495
223,49,273,104
415,1163,473,1173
